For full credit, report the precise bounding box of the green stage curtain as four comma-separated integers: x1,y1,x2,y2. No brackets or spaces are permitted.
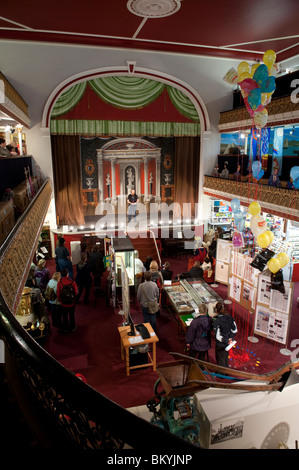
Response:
174,136,200,217
51,135,85,226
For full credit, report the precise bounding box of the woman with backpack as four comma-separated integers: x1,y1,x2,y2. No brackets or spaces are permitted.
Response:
185,304,212,361
45,272,61,328
57,268,78,333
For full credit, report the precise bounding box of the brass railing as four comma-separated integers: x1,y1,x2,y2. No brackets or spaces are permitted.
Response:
0,180,200,452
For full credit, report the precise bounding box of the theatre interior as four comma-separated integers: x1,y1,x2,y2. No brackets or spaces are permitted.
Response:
2,0,299,454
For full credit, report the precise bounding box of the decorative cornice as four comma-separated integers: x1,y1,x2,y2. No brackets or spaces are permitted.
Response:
0,72,30,127
203,176,299,222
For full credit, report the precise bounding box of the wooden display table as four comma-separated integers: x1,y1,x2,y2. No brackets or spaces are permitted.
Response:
118,323,159,376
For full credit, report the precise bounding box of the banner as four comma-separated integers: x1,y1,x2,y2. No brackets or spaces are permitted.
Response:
272,127,284,175
261,127,270,170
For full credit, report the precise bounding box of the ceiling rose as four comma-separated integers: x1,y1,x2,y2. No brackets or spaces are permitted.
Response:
127,0,181,18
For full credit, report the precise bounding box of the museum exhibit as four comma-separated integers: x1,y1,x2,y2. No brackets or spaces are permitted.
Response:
1,0,299,458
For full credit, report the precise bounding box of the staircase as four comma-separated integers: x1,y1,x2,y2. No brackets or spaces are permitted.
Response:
128,230,161,266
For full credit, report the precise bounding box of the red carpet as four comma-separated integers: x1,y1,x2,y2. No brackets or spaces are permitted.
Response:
43,256,299,409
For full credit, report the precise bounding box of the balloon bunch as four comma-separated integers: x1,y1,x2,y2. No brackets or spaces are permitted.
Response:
223,50,277,129
248,201,289,273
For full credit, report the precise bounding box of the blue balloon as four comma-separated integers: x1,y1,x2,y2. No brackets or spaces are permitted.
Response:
257,169,264,180
290,166,299,182
253,64,268,86
234,209,243,222
235,218,245,232
248,88,261,110
231,198,240,212
260,75,276,94
252,160,262,179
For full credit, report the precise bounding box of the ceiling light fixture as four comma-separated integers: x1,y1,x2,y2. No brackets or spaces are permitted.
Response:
127,0,181,18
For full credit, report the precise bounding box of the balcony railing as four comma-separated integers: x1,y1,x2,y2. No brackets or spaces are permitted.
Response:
0,179,200,452
203,175,299,221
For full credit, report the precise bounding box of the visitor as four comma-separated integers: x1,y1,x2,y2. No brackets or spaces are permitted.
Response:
185,304,212,361
143,256,152,271
75,253,92,305
0,138,13,157
268,168,281,187
45,272,61,328
161,261,173,281
55,237,73,279
201,253,214,272
134,250,146,289
25,262,37,288
213,302,238,368
89,244,105,294
186,260,204,279
149,260,163,288
210,232,219,258
194,247,207,263
137,271,160,332
57,268,78,333
34,258,50,295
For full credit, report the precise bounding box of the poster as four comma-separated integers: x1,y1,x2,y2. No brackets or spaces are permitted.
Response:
229,276,242,303
215,261,229,284
267,311,288,344
269,286,292,314
217,240,232,264
257,275,272,306
231,251,245,278
255,308,270,335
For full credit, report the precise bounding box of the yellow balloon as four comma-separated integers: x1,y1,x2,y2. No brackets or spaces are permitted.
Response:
267,257,280,274
238,71,251,82
249,201,261,216
257,233,270,248
251,63,259,77
264,230,274,244
276,252,289,268
263,50,276,70
238,61,250,76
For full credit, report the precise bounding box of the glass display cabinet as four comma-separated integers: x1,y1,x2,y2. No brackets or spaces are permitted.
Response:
112,237,135,288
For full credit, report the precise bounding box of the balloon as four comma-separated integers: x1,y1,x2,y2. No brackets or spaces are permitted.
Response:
253,64,269,86
252,161,262,179
259,75,276,94
230,198,240,212
257,232,270,248
251,63,259,77
290,166,299,183
276,252,289,268
249,201,261,216
267,257,280,274
254,110,268,129
238,77,259,94
238,71,251,82
264,230,274,244
248,88,261,110
269,63,279,76
234,209,243,222
238,61,250,76
261,93,272,106
235,218,245,232
250,214,267,238
263,50,276,70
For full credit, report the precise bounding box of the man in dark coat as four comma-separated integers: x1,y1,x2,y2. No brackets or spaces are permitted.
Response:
186,304,212,361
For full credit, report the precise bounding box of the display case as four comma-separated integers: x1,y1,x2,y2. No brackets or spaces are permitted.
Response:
112,237,135,287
